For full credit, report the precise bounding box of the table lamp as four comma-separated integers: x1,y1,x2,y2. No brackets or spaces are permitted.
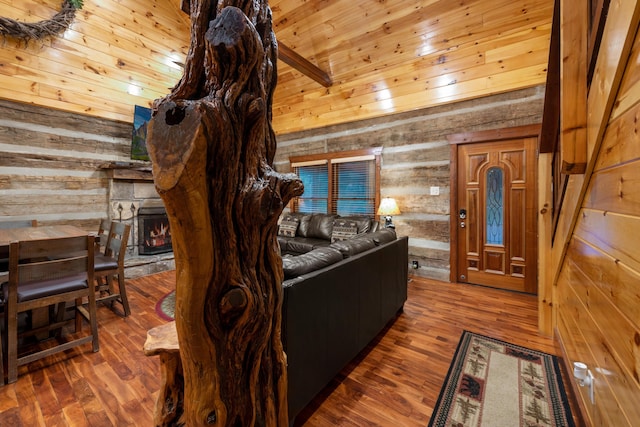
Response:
377,197,400,229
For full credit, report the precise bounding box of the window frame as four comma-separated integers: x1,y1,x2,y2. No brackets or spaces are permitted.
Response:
289,147,382,217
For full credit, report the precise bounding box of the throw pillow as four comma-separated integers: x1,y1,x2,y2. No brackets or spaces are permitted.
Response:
331,219,358,243
278,216,300,237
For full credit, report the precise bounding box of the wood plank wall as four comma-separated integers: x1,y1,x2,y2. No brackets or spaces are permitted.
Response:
274,86,544,281
553,0,640,425
0,0,189,123
0,99,132,230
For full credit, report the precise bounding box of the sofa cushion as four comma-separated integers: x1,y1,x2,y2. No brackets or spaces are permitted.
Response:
282,247,344,279
330,236,376,258
278,216,300,237
277,236,291,253
306,214,337,240
286,237,329,254
369,228,397,245
342,216,373,234
331,219,358,242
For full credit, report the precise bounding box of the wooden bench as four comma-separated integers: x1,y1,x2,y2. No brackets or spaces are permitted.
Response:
144,321,183,425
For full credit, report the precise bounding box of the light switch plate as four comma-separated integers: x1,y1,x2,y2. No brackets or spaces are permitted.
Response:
430,186,440,196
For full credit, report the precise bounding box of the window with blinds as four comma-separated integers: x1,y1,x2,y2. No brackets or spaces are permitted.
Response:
291,148,381,216
332,159,376,216
295,161,328,213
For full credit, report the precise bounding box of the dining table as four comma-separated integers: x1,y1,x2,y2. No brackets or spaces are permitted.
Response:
0,224,89,248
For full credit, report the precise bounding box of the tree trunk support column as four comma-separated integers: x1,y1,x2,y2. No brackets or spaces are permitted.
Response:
146,1,303,425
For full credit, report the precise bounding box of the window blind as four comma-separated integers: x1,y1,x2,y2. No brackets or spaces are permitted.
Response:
294,163,329,213
332,159,376,216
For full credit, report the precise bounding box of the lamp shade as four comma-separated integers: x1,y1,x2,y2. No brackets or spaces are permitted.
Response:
377,197,400,216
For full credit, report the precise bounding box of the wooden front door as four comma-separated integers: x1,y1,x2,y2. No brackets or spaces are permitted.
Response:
456,137,537,294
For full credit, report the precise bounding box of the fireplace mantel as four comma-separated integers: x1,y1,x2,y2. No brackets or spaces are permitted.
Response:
100,161,153,182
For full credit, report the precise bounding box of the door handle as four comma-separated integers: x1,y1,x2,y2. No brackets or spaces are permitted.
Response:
460,221,465,228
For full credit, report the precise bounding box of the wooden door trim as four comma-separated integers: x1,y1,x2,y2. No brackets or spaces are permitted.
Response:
447,124,541,284
447,124,541,145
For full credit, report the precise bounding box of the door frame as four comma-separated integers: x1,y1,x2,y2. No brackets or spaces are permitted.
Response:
448,124,541,285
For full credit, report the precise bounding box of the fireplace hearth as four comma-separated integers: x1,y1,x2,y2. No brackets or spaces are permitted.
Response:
138,205,172,255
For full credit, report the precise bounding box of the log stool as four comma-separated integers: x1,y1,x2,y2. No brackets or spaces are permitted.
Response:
144,322,183,425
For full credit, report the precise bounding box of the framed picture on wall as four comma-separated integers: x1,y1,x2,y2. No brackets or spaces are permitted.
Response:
131,105,152,161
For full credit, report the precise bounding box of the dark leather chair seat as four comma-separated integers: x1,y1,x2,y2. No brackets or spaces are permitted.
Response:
7,273,88,302
94,254,118,271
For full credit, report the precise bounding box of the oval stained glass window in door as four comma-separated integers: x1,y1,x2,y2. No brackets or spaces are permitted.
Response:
486,167,504,245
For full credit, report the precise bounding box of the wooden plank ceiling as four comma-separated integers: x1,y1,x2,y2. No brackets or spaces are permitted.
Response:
270,0,554,133
0,0,554,135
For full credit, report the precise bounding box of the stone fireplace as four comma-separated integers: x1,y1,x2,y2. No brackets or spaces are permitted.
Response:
102,163,175,277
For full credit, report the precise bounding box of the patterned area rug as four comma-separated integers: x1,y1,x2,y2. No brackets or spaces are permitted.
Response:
155,290,175,321
429,331,574,427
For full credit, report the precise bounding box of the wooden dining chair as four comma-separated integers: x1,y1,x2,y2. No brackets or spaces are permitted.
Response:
1,220,38,384
94,221,131,316
4,234,99,384
96,218,110,253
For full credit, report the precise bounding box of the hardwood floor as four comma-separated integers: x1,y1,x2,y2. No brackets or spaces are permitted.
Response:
0,272,578,426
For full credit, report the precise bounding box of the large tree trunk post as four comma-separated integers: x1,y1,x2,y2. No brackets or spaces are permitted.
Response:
146,1,303,425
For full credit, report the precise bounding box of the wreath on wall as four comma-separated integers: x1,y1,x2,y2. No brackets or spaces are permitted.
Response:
0,0,83,42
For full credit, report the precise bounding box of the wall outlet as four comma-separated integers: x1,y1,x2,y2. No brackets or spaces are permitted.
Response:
412,260,419,269
430,186,440,196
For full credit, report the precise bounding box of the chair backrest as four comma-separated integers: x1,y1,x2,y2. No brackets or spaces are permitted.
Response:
105,222,131,263
8,235,94,296
97,219,111,253
0,219,37,229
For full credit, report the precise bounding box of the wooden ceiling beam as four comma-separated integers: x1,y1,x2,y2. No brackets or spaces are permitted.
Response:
278,43,333,87
177,0,332,87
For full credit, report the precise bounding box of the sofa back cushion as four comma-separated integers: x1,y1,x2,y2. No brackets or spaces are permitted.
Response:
306,214,337,240
331,219,358,242
282,247,343,279
281,212,377,238
342,216,373,234
283,212,312,237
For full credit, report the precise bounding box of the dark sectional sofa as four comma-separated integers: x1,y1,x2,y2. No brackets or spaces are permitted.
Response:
277,212,409,422
277,211,379,256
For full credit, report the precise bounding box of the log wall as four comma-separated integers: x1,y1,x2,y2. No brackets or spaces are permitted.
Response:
274,86,544,281
0,98,175,276
0,99,132,229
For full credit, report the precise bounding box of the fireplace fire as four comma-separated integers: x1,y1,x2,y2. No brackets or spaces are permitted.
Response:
138,205,172,255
